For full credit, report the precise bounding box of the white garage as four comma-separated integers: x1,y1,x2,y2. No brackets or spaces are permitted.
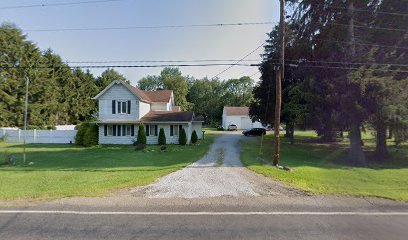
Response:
222,106,263,130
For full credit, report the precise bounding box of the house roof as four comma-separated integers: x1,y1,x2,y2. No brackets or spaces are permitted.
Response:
223,106,249,116
143,90,173,103
140,111,194,122
94,80,173,103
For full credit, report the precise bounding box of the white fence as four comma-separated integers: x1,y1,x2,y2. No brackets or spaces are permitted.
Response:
0,129,77,144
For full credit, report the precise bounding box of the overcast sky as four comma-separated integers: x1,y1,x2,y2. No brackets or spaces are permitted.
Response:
1,0,279,85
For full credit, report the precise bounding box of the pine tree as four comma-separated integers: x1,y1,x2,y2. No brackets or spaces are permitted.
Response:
158,128,166,145
137,125,147,144
179,128,187,145
191,130,198,144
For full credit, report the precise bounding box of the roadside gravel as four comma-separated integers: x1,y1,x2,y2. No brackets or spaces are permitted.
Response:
132,133,303,198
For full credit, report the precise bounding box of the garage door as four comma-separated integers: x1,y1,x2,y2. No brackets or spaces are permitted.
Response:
241,117,252,130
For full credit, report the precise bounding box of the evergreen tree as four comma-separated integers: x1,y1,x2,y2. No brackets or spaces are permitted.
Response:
191,130,198,144
137,125,146,144
179,128,187,145
158,128,166,145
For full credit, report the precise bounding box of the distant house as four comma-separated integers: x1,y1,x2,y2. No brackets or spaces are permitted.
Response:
222,106,263,130
93,80,203,144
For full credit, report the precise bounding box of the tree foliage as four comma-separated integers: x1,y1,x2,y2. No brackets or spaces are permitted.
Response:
137,124,147,145
158,128,166,145
191,130,198,144
179,128,187,145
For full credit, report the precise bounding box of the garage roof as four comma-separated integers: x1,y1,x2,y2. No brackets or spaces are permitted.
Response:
223,106,249,116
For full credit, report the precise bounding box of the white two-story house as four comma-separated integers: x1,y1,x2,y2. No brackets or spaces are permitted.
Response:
93,80,203,144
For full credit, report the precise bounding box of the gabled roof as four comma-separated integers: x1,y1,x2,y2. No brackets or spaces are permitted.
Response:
223,106,249,116
140,111,194,122
93,80,173,103
143,90,172,103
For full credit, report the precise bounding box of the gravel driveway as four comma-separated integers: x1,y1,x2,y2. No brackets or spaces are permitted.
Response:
133,133,302,198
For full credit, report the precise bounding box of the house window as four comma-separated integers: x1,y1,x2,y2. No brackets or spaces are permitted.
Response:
115,100,130,114
146,125,158,136
122,125,127,136
127,125,132,136
107,125,113,136
170,125,180,136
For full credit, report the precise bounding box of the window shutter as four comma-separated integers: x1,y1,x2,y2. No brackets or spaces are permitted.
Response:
170,125,173,136
118,125,121,136
179,125,182,134
122,125,126,136
131,125,135,136
104,125,107,136
128,100,131,114
113,125,116,136
112,100,116,114
155,125,158,136
146,125,150,136
118,101,121,114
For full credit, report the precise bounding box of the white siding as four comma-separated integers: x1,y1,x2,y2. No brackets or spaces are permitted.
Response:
98,83,139,121
192,122,203,139
139,101,151,119
98,124,137,145
222,115,263,130
98,123,193,145
151,103,167,111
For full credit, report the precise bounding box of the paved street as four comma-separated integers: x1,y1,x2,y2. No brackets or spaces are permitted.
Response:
1,195,408,240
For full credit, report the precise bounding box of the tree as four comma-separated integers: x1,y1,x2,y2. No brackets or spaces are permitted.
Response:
158,128,166,145
137,124,146,144
138,75,163,90
191,130,198,144
179,128,187,145
96,69,127,90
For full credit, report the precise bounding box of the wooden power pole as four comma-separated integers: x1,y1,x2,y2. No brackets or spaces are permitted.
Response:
273,0,285,166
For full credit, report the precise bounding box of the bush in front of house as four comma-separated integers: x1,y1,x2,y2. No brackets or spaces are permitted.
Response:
135,143,146,151
191,130,198,144
75,122,90,145
83,124,99,147
76,121,98,147
179,128,187,145
158,128,166,145
137,124,146,144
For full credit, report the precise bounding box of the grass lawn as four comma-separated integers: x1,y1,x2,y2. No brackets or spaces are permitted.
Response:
241,132,408,201
0,135,214,200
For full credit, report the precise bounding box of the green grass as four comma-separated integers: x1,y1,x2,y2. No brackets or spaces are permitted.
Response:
0,135,214,200
241,132,408,201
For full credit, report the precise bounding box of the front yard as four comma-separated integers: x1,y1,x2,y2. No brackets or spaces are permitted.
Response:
0,135,214,200
241,131,408,201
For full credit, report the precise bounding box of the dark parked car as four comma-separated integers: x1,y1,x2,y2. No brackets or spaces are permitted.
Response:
242,128,266,136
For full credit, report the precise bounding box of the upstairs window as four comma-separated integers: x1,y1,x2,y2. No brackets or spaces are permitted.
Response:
112,100,131,114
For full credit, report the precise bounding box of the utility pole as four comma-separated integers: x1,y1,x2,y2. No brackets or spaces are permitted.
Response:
273,0,285,166
23,76,29,163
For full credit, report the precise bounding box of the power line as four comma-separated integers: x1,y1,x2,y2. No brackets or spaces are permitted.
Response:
65,59,263,64
328,22,407,33
0,63,257,69
211,42,265,79
326,5,408,17
0,0,129,10
23,22,276,32
312,39,408,50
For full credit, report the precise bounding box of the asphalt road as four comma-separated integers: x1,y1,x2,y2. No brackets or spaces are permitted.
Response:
0,210,408,240
1,195,408,240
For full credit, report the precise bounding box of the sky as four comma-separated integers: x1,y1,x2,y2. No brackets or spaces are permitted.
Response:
1,0,279,85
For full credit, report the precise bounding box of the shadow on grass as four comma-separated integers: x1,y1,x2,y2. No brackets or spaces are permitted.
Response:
247,134,408,170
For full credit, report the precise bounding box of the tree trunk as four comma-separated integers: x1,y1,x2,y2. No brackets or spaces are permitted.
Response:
286,123,295,144
375,122,388,162
388,126,393,139
348,120,366,166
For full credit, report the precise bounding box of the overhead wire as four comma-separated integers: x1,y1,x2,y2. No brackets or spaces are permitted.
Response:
0,0,130,10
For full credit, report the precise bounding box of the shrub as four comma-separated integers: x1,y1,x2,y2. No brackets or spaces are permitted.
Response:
0,134,8,142
191,130,198,144
158,128,166,145
135,143,146,151
179,128,187,145
75,122,90,145
160,145,167,151
137,124,146,144
83,124,99,147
